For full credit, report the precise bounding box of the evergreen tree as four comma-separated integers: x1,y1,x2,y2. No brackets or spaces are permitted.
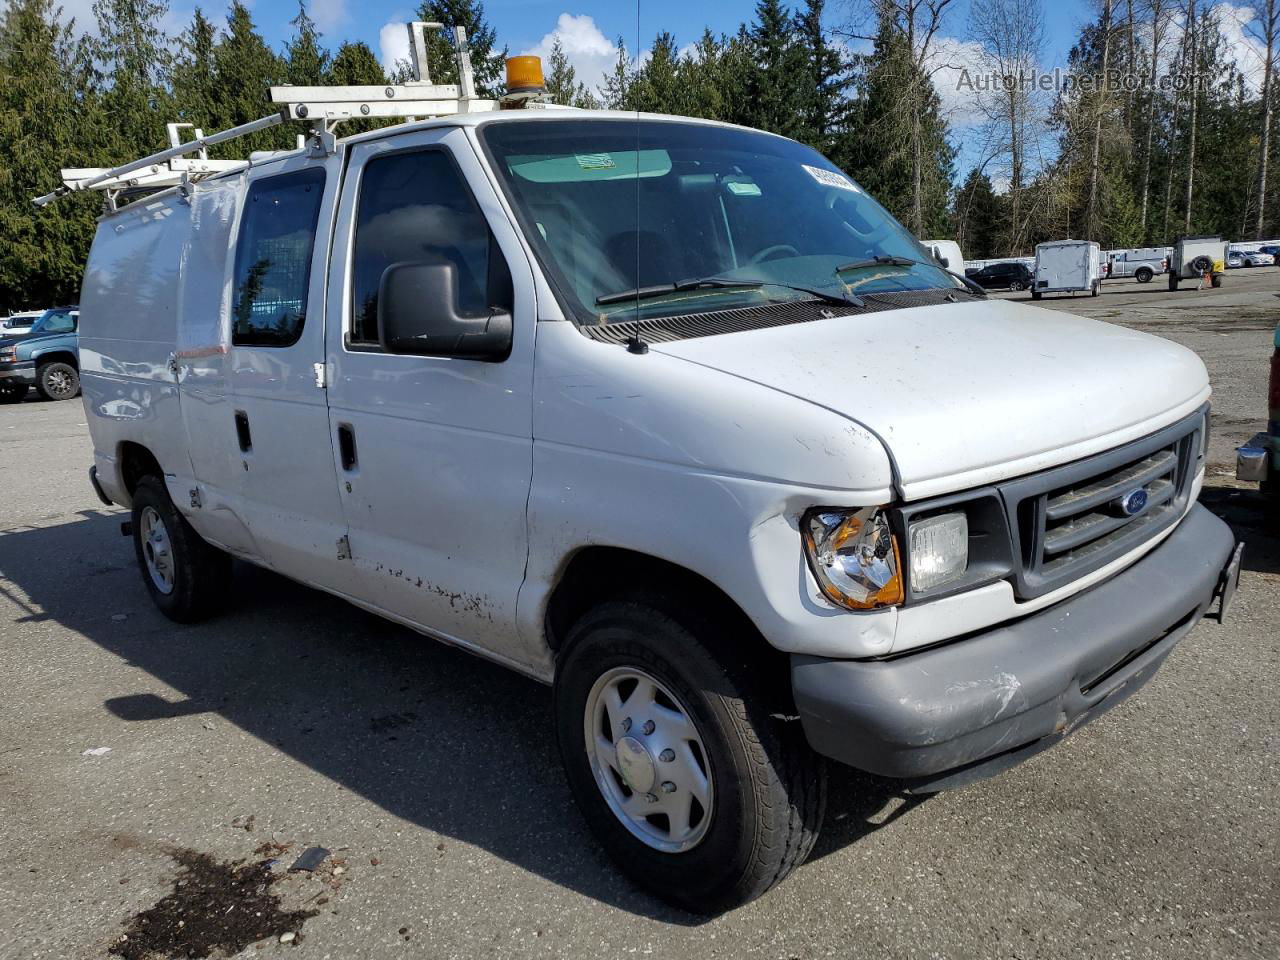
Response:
0,0,101,309
794,0,849,152
210,1,287,154
954,168,1002,258
544,36,577,106
600,36,631,109
744,0,807,138
630,32,685,114
325,40,388,135
285,1,329,86
414,1,506,97
92,0,174,160
171,8,219,131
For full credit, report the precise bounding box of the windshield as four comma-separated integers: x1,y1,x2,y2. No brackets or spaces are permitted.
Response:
30,309,77,334
481,119,960,324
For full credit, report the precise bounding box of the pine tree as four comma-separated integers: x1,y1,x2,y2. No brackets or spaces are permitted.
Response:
744,0,806,138
92,0,174,159
600,36,631,109
171,8,219,131
414,1,507,97
630,32,685,114
326,41,385,85
544,36,577,106
0,0,101,309
285,1,329,86
210,1,287,154
793,0,849,152
954,168,1002,258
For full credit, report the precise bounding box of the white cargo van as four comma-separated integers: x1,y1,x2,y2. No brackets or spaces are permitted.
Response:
922,238,965,276
1032,239,1102,299
41,39,1241,913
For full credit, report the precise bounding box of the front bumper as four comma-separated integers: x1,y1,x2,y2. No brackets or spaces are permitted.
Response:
0,360,35,385
791,504,1236,791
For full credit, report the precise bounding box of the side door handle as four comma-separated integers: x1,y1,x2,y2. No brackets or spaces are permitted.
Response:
337,423,357,471
234,410,252,452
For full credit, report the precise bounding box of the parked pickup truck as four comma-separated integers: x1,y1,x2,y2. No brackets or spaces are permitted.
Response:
61,102,1241,913
1107,248,1169,283
0,306,80,403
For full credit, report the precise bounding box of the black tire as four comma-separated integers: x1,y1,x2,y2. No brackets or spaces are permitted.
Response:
1135,267,1153,283
1031,289,1042,300
1091,280,1100,296
1009,280,1023,291
1211,273,1223,288
1190,254,1213,273
555,597,826,914
130,475,231,622
0,382,28,403
35,361,79,401
1168,274,1180,291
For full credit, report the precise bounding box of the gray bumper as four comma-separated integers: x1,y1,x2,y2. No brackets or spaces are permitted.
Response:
791,504,1235,790
0,360,35,385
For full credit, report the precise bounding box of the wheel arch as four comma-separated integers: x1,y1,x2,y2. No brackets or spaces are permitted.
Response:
33,348,78,369
544,545,788,677
117,441,164,499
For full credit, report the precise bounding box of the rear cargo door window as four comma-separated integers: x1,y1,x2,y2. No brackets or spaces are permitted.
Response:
231,167,326,347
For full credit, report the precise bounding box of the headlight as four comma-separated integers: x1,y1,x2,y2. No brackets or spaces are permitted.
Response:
908,512,969,591
0,347,15,361
802,507,904,610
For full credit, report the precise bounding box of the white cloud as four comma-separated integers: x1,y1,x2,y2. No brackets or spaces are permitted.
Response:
926,35,999,128
521,13,618,97
309,0,348,36
1212,2,1270,93
379,21,412,74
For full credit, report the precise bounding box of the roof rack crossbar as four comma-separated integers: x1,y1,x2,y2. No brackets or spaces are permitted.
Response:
34,111,286,207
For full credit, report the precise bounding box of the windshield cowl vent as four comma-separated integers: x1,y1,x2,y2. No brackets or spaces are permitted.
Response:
578,289,966,345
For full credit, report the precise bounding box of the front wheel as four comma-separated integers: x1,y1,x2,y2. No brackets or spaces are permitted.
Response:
35,361,79,401
555,598,826,913
1168,274,1180,291
1211,273,1223,288
1009,280,1024,291
131,476,231,622
1135,267,1153,283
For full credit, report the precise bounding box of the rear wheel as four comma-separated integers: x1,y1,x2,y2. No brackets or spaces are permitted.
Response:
1211,273,1223,288
0,381,28,404
555,597,826,913
1168,274,1180,291
1031,289,1042,300
130,476,231,622
1091,280,1100,296
35,361,79,401
1135,267,1153,283
1009,280,1023,291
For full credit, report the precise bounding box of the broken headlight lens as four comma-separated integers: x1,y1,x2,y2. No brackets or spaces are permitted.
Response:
802,507,904,610
908,511,969,592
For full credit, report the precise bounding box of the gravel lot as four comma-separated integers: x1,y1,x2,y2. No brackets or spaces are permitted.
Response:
1,270,1277,959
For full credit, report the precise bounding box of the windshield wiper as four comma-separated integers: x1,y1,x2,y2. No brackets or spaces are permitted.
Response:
597,276,865,310
835,255,931,273
596,277,762,305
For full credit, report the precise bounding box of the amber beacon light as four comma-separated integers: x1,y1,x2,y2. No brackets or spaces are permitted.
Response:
505,56,545,96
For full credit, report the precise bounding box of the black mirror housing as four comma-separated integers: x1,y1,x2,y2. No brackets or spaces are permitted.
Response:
377,261,513,361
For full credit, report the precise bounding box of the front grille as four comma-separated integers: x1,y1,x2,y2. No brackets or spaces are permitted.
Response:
1001,409,1204,600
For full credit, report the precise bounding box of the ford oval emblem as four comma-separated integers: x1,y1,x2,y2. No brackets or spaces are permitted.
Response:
1118,488,1149,516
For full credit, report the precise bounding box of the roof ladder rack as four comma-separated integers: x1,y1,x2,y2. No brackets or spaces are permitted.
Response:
33,22,489,208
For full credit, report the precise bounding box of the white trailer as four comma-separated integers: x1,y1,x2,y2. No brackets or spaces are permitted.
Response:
1168,236,1227,290
1032,240,1102,299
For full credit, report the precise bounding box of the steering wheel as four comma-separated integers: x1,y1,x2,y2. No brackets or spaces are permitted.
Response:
750,244,800,265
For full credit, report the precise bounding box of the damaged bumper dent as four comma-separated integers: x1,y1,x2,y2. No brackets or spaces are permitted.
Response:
790,504,1236,790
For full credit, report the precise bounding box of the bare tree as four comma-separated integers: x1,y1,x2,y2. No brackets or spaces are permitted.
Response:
1084,0,1115,240
1248,0,1278,237
969,0,1046,253
1138,0,1171,240
1181,0,1199,233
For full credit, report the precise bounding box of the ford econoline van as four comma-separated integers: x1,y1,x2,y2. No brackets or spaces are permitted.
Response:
59,94,1241,912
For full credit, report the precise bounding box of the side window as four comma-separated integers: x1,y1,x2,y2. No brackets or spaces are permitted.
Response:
231,167,326,347
349,149,496,346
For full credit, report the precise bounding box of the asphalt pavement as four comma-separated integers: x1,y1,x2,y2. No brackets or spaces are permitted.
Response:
1,271,1277,959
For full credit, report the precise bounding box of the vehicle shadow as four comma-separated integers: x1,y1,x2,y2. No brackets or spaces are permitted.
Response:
1198,484,1280,576
0,510,911,923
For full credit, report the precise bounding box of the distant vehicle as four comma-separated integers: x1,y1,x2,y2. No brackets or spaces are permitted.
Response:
922,239,966,277
1257,244,1280,257
0,306,80,403
966,260,1033,291
1228,250,1274,268
1169,236,1226,289
1236,318,1279,527
1,311,43,337
1107,249,1169,283
1031,240,1102,299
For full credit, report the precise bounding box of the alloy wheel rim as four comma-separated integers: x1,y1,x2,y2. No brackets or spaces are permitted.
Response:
47,369,73,397
140,505,175,595
583,666,714,853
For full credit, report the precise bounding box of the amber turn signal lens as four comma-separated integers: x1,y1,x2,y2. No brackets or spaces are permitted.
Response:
505,56,545,93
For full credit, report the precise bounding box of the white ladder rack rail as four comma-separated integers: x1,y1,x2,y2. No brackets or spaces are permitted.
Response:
33,22,490,209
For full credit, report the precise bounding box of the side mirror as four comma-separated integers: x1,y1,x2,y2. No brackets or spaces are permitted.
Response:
939,256,950,268
377,261,512,361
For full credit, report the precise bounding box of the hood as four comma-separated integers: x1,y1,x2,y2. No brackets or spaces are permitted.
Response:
653,298,1209,500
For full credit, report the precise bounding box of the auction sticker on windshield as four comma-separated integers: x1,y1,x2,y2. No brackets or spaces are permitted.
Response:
803,164,859,192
